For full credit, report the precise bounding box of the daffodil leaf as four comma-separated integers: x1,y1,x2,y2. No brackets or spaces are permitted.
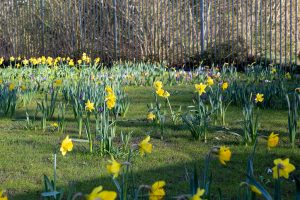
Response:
41,191,60,197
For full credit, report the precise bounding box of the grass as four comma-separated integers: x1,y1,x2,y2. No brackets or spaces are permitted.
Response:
0,85,299,200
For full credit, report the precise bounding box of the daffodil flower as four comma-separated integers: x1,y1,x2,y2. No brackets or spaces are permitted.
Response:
0,190,8,200
154,81,163,90
191,188,205,200
206,76,214,86
272,158,295,179
222,82,228,90
85,100,95,112
255,93,264,103
138,136,152,156
147,113,156,121
218,146,231,165
86,186,117,200
267,132,279,149
106,156,121,179
250,185,262,196
149,181,166,200
195,83,207,96
60,135,73,156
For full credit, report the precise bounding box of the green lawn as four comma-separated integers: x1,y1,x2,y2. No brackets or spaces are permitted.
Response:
0,85,299,200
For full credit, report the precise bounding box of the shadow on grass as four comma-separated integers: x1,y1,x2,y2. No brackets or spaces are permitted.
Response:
9,149,300,200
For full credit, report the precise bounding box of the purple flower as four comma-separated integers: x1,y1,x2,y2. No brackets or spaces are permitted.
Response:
98,107,104,113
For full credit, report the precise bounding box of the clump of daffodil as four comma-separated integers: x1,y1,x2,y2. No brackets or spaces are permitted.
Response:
85,100,95,112
60,135,73,156
149,181,166,200
222,82,228,91
206,76,214,86
10,56,15,62
195,83,207,96
153,81,170,98
267,132,279,150
86,186,117,200
106,156,121,179
147,112,156,121
105,86,116,110
213,146,231,165
272,158,295,179
0,190,8,200
138,136,152,156
255,93,264,103
191,188,205,200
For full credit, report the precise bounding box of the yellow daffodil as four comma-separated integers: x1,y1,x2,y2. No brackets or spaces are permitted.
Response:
147,113,156,121
138,136,152,156
267,132,279,149
156,88,165,97
94,57,101,64
206,76,214,86
53,79,62,87
46,57,53,66
255,93,264,103
0,190,8,200
106,93,116,110
86,186,117,200
272,158,295,179
0,57,4,65
154,81,163,90
8,83,15,91
85,100,95,112
68,59,74,67
271,68,277,74
60,135,73,156
249,185,262,196
51,123,59,128
20,85,27,91
163,90,170,98
149,181,166,200
22,59,29,66
105,86,113,94
218,146,231,165
77,60,82,65
195,83,207,96
191,188,205,200
222,82,228,90
82,53,87,61
106,156,121,179
285,72,291,79
9,56,15,62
